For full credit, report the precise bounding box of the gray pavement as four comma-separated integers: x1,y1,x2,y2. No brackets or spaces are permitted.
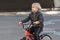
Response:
0,13,60,40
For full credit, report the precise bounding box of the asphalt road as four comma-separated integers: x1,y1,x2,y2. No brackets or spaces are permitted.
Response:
0,14,60,40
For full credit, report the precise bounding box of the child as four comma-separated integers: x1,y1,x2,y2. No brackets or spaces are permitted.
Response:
19,2,44,40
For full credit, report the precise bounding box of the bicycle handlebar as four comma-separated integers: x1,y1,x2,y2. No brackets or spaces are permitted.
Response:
22,23,32,30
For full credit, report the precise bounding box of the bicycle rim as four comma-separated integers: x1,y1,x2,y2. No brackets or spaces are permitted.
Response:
41,35,52,40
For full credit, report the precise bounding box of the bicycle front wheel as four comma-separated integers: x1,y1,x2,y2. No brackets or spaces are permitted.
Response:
26,36,34,40
41,35,52,40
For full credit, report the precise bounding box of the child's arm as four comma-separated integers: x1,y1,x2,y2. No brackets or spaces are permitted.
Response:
39,12,44,23
21,14,31,23
33,12,44,25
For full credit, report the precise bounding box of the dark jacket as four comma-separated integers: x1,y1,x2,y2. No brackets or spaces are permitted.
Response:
21,11,44,27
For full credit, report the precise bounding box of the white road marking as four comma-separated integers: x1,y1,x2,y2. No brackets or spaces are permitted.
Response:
44,21,55,26
44,19,60,36
44,19,60,26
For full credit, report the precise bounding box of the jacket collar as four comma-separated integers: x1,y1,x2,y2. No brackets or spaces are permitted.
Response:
31,11,40,14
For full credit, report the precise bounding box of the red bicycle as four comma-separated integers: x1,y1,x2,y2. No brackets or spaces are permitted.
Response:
20,23,52,40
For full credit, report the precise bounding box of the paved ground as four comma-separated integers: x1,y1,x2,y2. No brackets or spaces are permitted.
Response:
0,13,60,40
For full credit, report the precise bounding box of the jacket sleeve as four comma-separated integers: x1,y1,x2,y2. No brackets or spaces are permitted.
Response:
21,14,31,23
39,12,44,23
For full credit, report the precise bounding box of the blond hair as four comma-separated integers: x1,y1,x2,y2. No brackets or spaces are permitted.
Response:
32,3,41,11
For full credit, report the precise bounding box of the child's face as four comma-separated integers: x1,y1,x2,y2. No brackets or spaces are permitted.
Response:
32,6,38,13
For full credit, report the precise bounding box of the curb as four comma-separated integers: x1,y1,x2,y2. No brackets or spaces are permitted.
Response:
0,12,16,16
16,11,60,16
0,11,60,16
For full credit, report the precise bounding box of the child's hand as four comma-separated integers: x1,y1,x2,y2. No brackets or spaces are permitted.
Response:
18,22,23,26
33,21,40,24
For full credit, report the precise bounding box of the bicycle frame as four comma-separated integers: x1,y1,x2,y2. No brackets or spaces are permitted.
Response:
22,23,52,40
25,29,43,40
25,30,34,40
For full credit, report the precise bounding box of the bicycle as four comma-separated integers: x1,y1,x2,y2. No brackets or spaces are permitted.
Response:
20,23,52,40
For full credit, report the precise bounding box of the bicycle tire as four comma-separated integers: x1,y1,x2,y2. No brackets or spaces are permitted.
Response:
20,37,26,40
41,35,52,40
20,36,33,40
27,36,33,40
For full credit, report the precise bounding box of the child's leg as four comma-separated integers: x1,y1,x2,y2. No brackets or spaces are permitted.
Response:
34,26,43,40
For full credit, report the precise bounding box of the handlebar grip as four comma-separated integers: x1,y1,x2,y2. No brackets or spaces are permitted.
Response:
22,23,31,29
22,23,28,29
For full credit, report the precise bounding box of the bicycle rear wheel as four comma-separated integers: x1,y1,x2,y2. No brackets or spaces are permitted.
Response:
41,35,52,40
20,37,30,40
